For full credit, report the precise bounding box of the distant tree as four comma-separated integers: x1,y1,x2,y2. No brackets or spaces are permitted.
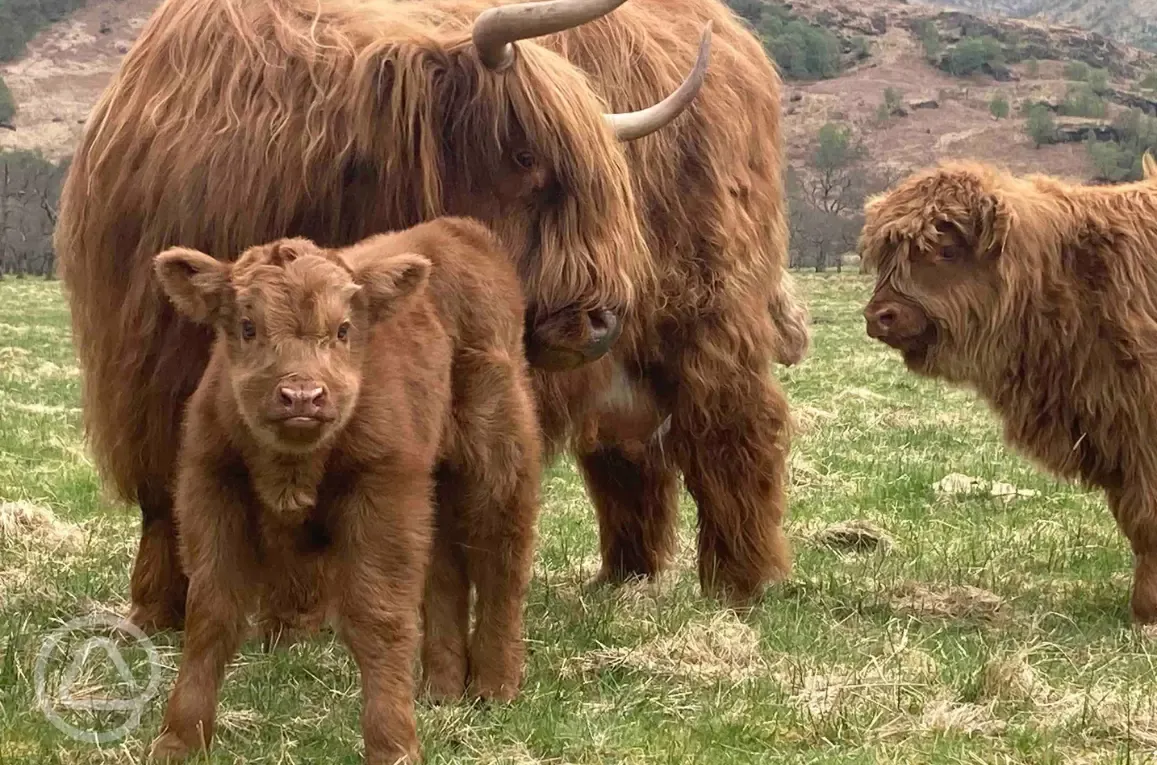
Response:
767,20,842,79
877,87,905,121
916,20,941,62
787,129,898,272
0,0,87,62
989,93,1010,119
1088,67,1110,95
1140,71,1157,91
724,0,765,25
1064,61,1091,81
0,75,14,127
1060,83,1108,118
1086,108,1157,182
945,36,1004,77
1087,139,1133,182
1026,104,1056,148
1025,58,1040,77
0,149,68,277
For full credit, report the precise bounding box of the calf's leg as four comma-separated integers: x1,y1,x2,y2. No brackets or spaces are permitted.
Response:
420,478,470,702
337,472,432,764
444,354,541,701
148,482,253,760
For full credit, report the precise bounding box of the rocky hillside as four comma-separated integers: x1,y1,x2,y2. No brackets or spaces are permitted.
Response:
920,0,1157,52
777,0,1157,181
1,0,1155,179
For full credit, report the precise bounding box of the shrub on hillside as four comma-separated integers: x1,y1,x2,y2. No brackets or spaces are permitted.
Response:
989,93,1010,119
765,19,843,79
1025,104,1056,148
0,75,14,126
1141,71,1157,91
1085,108,1157,182
1060,83,1109,118
944,36,1005,77
1025,58,1040,77
0,0,87,62
1064,60,1091,81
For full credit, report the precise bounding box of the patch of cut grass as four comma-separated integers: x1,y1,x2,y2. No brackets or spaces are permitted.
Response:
1,274,1155,763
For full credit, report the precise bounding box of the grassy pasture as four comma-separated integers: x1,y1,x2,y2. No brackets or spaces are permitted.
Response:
0,273,1155,764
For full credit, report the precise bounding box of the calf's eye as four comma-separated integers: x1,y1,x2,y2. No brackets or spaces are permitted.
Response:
241,318,256,341
337,321,350,341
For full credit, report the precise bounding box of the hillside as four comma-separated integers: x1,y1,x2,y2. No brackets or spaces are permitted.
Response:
778,0,1157,181
921,0,1157,52
0,0,157,161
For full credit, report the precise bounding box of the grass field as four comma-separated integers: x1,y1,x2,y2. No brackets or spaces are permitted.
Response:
1,273,1156,764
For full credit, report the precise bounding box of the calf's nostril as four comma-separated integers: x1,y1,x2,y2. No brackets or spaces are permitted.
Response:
279,387,297,408
308,388,326,408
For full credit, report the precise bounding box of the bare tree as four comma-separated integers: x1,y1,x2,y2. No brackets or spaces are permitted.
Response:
0,150,66,278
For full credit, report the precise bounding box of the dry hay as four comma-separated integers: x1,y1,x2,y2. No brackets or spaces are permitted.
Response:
890,580,1005,621
561,611,766,685
932,472,1039,503
976,651,1157,749
0,500,82,551
810,519,896,554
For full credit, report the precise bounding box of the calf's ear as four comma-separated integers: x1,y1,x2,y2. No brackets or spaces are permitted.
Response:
153,247,232,324
352,252,432,323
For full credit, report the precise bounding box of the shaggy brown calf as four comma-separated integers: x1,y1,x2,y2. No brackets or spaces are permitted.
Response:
860,154,1157,623
147,219,541,763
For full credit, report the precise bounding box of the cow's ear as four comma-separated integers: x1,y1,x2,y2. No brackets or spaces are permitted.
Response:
154,247,232,324
351,252,431,323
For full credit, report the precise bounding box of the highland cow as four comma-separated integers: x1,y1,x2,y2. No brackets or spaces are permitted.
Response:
55,0,712,631
523,0,806,604
146,219,541,763
859,154,1157,623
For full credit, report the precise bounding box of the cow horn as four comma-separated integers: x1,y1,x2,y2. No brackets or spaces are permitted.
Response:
472,0,630,71
604,21,712,142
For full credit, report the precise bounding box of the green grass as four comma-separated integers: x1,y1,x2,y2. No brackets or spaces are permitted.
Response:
1,273,1155,764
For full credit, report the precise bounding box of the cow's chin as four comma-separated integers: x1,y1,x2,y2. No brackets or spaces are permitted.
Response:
257,416,339,456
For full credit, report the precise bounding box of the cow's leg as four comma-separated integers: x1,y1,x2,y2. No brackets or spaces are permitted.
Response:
443,355,541,701
577,442,679,585
420,479,470,702
336,473,431,764
1109,487,1157,624
129,484,188,633
149,485,253,760
667,337,793,608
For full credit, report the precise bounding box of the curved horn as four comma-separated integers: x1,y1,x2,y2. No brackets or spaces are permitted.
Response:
604,21,713,142
472,0,629,71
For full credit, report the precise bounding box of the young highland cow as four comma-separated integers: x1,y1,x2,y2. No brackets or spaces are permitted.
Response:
147,219,542,763
860,154,1157,623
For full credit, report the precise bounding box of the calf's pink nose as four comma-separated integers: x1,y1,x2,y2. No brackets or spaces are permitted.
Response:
278,382,327,416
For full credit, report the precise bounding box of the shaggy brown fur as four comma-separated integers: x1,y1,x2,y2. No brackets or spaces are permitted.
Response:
521,0,804,603
147,219,541,763
54,0,702,630
860,154,1157,623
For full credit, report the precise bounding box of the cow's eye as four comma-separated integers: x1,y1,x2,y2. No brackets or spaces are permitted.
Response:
337,321,350,341
241,318,256,341
513,150,536,170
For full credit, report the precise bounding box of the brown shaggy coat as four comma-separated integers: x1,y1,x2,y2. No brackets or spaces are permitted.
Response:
54,0,676,630
527,0,805,602
147,219,541,763
860,154,1157,623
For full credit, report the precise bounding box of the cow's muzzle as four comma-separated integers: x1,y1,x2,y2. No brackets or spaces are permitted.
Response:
525,306,622,371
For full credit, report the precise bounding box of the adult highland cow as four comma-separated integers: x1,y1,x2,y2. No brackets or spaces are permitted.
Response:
860,155,1157,623
524,0,806,604
57,0,713,632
